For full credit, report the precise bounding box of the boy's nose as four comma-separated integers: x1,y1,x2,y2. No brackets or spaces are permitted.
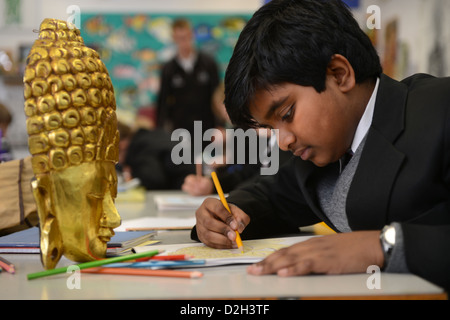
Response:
277,130,295,152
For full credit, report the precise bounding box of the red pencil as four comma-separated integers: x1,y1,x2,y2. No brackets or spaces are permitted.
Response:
0,256,15,274
135,254,193,262
82,267,203,278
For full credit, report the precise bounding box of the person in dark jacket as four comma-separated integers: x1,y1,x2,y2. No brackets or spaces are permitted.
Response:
156,18,220,142
192,0,450,291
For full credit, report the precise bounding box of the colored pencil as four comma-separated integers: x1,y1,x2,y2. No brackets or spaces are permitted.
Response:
0,256,16,274
82,267,203,278
126,226,192,231
106,259,206,269
210,171,244,253
27,249,161,280
135,254,193,262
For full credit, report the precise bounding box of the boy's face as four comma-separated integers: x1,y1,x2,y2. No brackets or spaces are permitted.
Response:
249,76,359,167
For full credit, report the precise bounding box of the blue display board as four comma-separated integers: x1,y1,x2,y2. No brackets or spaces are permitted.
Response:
80,13,250,113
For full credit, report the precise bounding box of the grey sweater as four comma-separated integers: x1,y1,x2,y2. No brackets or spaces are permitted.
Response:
316,136,409,273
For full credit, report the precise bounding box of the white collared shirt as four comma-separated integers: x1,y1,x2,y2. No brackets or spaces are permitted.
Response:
177,53,197,73
350,78,380,154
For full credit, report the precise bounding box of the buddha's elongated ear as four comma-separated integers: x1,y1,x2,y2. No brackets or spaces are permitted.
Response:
31,177,63,270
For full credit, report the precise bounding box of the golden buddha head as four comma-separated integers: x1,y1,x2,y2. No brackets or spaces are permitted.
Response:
23,18,121,269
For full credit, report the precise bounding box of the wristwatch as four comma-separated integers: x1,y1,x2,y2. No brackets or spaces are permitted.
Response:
380,225,396,269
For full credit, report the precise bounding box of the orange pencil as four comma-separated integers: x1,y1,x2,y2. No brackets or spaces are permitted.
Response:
0,256,15,274
82,267,203,278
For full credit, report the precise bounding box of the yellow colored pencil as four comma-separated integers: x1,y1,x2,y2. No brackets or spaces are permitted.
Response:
211,171,244,253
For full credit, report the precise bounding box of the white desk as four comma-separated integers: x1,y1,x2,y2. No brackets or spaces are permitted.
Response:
0,191,447,300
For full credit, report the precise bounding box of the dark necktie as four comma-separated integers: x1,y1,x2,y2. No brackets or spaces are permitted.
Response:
339,150,353,173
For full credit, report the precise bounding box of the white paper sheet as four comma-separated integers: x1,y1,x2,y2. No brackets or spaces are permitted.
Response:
132,236,316,267
115,216,197,232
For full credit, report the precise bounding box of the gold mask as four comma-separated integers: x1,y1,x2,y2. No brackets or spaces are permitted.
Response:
24,19,121,269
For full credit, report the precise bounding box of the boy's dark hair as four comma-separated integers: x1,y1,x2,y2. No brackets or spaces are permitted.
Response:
224,0,383,129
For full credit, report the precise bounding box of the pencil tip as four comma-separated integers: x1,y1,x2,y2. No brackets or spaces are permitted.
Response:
191,271,203,278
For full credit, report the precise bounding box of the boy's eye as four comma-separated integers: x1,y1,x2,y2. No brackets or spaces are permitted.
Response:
282,105,295,121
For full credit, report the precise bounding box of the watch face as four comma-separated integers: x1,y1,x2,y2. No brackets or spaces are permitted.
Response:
385,226,396,245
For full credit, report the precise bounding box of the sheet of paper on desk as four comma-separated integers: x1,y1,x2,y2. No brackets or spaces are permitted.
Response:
115,216,197,232
133,236,316,267
154,194,220,211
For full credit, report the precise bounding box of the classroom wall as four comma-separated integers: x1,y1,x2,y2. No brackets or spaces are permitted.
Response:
1,0,449,157
354,0,450,80
0,0,262,58
0,0,262,157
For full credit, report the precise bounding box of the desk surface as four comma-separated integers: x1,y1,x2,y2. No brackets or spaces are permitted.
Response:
0,190,446,300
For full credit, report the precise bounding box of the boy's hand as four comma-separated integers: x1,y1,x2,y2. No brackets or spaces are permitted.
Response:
195,198,250,249
247,231,384,276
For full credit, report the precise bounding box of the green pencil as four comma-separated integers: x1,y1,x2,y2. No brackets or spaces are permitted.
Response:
27,249,161,280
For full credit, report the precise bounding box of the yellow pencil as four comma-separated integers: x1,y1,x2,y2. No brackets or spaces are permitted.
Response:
211,171,244,253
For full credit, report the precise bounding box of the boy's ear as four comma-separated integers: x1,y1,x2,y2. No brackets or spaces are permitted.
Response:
326,54,356,93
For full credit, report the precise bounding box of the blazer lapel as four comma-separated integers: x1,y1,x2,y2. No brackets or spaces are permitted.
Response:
347,74,408,230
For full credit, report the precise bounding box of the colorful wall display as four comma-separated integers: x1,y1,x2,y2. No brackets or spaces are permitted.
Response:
80,13,251,117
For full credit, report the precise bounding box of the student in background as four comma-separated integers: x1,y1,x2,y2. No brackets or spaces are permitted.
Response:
118,107,195,190
182,137,292,196
182,162,261,196
192,0,450,291
182,83,293,196
156,18,220,144
0,102,13,162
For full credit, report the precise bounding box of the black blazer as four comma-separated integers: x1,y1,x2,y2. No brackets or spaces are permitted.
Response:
193,74,450,291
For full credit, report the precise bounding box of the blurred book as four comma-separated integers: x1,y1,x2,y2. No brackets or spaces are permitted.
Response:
0,227,157,254
115,217,196,232
154,194,221,211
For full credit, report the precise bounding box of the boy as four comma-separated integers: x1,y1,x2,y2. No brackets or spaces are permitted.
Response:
192,0,450,291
